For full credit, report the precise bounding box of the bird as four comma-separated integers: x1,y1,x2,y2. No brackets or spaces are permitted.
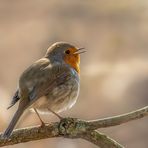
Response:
2,42,86,138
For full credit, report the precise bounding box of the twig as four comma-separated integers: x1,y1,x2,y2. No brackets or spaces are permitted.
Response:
81,130,124,148
87,106,148,130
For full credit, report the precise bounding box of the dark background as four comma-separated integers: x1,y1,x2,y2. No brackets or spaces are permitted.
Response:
0,0,148,147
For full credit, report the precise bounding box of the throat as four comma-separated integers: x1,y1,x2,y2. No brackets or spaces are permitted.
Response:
71,63,80,73
65,61,80,73
64,55,80,74
66,61,80,73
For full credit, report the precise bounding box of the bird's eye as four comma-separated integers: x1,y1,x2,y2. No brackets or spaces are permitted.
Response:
65,50,70,54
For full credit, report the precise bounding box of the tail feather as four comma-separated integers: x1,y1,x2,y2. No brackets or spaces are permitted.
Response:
7,90,20,109
2,109,23,139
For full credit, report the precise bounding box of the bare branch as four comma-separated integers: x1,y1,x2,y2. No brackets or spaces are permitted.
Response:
0,123,60,147
81,130,124,148
87,106,148,130
0,118,122,148
0,106,147,147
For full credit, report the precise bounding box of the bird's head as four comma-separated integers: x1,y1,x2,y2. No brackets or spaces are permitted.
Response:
45,42,86,73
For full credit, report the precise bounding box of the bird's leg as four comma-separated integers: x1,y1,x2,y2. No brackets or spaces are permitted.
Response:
33,108,46,127
47,107,63,120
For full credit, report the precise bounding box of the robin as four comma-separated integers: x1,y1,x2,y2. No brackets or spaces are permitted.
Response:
2,42,85,138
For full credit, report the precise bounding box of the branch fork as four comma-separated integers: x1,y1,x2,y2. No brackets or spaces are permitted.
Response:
0,106,148,148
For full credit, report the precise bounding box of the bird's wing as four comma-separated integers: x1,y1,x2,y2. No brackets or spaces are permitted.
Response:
29,65,71,101
19,58,73,105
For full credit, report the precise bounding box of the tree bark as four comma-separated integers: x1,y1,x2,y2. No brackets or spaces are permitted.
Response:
0,106,148,148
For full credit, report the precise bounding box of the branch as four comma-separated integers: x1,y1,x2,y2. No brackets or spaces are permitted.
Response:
0,118,122,148
0,106,147,147
81,130,123,148
87,106,148,130
0,123,60,147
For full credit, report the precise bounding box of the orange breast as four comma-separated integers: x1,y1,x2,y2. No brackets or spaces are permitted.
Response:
64,54,80,73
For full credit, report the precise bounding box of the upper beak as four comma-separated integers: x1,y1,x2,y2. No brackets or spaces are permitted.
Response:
73,47,86,55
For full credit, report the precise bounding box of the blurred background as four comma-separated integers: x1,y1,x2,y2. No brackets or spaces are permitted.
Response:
0,0,148,147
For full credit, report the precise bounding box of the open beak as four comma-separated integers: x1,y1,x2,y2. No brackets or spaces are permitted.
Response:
73,47,86,55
